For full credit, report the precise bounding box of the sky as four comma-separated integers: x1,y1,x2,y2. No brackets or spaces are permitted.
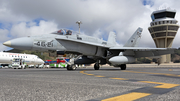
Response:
0,0,180,51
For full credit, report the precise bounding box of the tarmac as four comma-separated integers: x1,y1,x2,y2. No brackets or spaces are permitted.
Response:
127,63,180,68
0,64,180,101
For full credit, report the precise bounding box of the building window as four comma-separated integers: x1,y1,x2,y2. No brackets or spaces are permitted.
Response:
153,26,167,32
155,32,166,37
148,28,153,33
168,26,179,31
167,32,176,36
154,11,175,19
151,34,155,38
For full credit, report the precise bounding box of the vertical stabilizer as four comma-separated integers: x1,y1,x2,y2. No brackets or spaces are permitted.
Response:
123,27,143,47
107,31,116,46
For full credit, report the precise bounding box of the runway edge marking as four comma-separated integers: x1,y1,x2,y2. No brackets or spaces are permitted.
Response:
101,92,151,101
123,70,180,77
80,70,180,101
140,81,180,89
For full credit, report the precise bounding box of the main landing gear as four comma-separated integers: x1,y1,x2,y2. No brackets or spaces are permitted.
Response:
94,63,100,70
120,64,126,70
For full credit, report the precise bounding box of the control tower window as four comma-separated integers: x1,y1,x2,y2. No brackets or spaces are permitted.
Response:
148,28,153,33
153,26,167,32
167,32,176,36
155,32,166,37
151,34,155,38
154,11,175,19
168,26,179,31
151,15,155,21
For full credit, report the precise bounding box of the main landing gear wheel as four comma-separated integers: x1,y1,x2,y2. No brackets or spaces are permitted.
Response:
120,64,126,70
67,65,76,70
94,63,100,70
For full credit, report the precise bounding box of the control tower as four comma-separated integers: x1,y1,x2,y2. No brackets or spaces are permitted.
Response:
148,8,179,63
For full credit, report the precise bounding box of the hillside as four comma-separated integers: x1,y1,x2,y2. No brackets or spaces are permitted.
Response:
22,51,56,61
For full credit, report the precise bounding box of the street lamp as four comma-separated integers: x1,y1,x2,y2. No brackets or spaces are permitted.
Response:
76,21,82,33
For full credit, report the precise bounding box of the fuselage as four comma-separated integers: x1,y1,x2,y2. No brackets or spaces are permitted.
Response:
3,29,110,57
0,52,44,65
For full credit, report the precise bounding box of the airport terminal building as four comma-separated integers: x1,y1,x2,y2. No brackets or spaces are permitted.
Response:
148,8,179,63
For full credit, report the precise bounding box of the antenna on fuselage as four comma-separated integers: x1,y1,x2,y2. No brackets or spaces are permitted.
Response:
76,21,82,33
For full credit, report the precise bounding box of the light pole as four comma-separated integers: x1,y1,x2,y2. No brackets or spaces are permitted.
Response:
76,21,82,33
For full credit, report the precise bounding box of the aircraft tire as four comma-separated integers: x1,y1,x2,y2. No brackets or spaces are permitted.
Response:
120,64,126,70
67,65,76,70
71,65,76,70
67,65,71,70
94,63,100,70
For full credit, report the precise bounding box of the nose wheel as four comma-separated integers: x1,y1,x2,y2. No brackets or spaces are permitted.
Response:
67,65,76,70
94,63,100,70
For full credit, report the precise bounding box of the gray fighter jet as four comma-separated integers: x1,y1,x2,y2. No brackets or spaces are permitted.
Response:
3,28,174,70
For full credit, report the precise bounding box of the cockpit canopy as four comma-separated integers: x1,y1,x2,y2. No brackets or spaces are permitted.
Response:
51,29,78,35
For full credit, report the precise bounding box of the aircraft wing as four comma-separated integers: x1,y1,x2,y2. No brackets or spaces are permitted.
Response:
55,37,110,48
3,49,24,53
109,47,175,58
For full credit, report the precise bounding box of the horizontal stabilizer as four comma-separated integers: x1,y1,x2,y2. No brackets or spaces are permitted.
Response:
110,47,175,58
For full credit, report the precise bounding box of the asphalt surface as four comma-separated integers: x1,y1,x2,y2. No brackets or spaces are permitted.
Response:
0,66,180,101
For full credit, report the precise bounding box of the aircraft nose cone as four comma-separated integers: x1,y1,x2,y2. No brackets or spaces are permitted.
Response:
3,37,33,50
3,41,11,47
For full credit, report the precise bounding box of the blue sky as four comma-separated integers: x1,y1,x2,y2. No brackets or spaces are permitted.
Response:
0,0,180,51
142,0,154,6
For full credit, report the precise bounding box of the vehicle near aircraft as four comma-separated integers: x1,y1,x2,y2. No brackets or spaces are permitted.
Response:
0,52,44,68
3,28,175,70
11,58,26,69
0,64,9,68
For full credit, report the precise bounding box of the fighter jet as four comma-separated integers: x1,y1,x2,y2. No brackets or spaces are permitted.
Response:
3,28,174,70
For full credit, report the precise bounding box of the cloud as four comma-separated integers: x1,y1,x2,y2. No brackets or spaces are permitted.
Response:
0,29,9,41
0,0,180,51
10,20,59,37
0,20,59,50
0,29,10,51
